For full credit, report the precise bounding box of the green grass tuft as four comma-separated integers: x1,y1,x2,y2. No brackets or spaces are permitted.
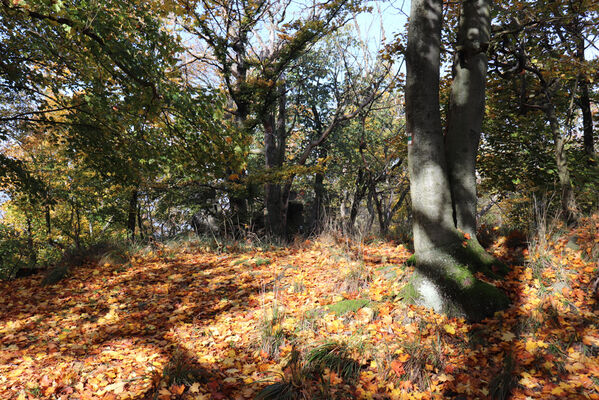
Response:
305,341,362,384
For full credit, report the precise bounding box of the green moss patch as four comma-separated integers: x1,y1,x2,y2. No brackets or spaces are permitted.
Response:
327,299,370,315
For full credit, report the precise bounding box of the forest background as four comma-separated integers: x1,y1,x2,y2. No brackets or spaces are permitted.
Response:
0,0,597,272
1,0,599,398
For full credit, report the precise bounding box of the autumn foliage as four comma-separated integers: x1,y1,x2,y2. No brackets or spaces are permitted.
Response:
0,215,598,399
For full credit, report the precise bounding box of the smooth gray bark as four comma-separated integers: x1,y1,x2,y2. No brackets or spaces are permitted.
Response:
406,0,508,321
407,0,454,256
445,0,490,237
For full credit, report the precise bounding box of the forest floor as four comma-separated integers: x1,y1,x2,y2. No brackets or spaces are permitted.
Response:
1,216,599,400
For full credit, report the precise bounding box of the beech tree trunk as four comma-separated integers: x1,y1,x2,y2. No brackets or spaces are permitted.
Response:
445,0,489,238
406,0,508,321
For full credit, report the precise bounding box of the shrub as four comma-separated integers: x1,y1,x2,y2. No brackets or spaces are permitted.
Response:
0,224,30,279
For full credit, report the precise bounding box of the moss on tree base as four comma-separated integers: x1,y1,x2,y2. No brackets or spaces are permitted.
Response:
404,245,510,321
462,238,509,278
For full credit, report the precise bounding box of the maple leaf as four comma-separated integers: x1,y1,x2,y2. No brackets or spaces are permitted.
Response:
170,384,185,395
189,382,201,393
525,339,538,353
437,373,454,382
390,360,405,377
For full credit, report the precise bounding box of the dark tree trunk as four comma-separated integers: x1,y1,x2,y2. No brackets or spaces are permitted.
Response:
137,202,144,241
26,216,36,267
127,189,138,241
75,207,81,249
575,35,595,159
45,204,51,235
406,0,508,321
263,83,288,238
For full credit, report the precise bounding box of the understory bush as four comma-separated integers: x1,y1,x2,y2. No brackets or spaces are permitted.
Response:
0,223,30,279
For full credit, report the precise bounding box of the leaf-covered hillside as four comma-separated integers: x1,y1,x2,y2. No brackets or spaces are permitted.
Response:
1,216,599,399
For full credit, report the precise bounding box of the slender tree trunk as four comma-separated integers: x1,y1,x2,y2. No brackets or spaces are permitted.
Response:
75,207,81,249
366,191,375,233
406,0,508,321
127,189,138,241
311,170,326,232
545,102,577,222
263,83,288,238
348,169,367,231
147,200,155,237
26,215,36,267
45,204,51,236
137,203,144,241
369,183,386,235
576,35,595,159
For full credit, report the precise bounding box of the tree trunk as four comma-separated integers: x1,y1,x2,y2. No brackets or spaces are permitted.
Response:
576,35,595,159
366,191,375,233
263,83,288,238
137,202,144,241
75,206,81,249
406,0,508,321
545,102,577,222
348,169,367,232
26,215,36,267
311,170,326,233
445,0,490,238
127,189,138,241
45,204,51,236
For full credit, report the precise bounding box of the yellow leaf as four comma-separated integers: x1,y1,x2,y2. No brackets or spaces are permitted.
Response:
519,374,538,389
551,386,565,395
444,324,456,335
327,319,343,333
501,331,515,341
525,339,537,353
